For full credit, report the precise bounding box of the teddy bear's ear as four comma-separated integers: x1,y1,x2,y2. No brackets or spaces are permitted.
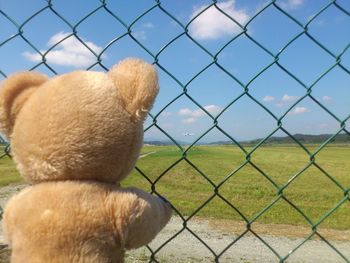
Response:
108,58,159,121
0,72,48,137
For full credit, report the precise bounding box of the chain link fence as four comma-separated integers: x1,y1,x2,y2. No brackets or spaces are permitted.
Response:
0,0,349,262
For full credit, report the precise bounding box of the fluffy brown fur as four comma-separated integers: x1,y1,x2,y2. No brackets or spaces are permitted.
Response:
0,58,172,263
4,181,171,263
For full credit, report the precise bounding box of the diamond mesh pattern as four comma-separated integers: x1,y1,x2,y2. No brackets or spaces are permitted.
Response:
0,1,349,262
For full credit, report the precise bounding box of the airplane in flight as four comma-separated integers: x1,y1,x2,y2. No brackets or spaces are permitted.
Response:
183,132,195,136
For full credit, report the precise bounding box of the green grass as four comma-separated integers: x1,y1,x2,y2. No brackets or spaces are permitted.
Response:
124,144,350,230
1,144,349,230
0,153,23,186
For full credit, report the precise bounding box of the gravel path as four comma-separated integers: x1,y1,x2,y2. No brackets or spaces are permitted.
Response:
1,184,349,263
139,151,156,159
127,217,350,263
0,183,27,244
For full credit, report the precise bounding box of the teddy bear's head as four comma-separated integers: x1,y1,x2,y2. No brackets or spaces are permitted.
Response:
0,58,158,183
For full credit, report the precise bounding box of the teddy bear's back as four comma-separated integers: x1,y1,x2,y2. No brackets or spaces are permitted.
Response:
3,181,125,263
10,71,143,184
0,59,169,263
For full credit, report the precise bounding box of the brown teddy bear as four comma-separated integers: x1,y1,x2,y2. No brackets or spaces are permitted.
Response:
0,58,172,263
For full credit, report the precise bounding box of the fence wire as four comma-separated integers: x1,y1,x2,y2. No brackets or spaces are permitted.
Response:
0,0,349,262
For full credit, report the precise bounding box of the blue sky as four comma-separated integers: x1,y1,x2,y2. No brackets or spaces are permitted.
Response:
0,0,349,142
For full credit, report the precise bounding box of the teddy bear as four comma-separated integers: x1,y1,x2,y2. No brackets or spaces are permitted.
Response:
0,58,172,263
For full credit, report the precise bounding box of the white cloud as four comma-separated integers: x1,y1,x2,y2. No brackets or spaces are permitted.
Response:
22,52,42,63
192,109,204,118
289,106,309,115
178,105,222,124
133,30,147,40
189,0,249,40
142,22,154,29
179,105,221,117
275,94,299,108
182,118,197,124
262,95,275,102
203,105,222,116
279,0,304,10
322,95,332,102
22,31,103,68
160,111,172,117
179,108,193,116
281,94,299,103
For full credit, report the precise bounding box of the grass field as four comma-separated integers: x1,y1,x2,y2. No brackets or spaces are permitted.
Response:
0,144,349,230
0,146,22,186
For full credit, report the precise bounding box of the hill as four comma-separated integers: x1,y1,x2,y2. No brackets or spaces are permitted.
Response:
244,133,349,145
145,133,349,146
144,140,189,146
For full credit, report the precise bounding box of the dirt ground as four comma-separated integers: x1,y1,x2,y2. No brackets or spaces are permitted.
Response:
125,217,350,263
1,184,349,263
